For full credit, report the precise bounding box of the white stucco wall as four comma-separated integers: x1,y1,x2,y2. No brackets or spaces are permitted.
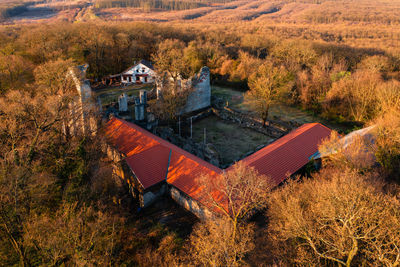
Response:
121,63,156,84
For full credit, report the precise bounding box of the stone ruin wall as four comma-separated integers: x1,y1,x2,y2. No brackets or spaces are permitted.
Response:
169,186,213,220
155,66,211,115
180,66,211,114
67,64,99,136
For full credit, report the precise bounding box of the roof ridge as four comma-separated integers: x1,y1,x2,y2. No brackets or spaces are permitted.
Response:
120,59,154,74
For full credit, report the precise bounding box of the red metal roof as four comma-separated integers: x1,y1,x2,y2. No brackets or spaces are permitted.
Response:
104,118,332,210
105,117,221,191
125,144,170,189
104,118,160,157
238,123,332,186
167,149,222,208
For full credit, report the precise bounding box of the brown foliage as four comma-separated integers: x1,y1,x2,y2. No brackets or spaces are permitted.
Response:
134,233,182,267
200,162,272,224
0,54,33,93
325,70,381,122
268,168,400,266
374,109,400,181
24,203,124,266
358,55,395,74
152,39,192,81
246,61,293,126
229,51,263,82
296,54,347,109
149,78,193,121
34,58,76,95
0,89,73,165
188,218,255,267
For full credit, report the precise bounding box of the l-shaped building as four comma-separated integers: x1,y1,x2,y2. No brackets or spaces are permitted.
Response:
104,117,333,219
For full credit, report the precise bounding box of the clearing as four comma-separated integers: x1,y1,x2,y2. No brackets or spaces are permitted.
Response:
191,115,274,166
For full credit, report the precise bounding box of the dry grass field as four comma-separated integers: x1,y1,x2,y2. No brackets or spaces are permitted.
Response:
4,0,400,57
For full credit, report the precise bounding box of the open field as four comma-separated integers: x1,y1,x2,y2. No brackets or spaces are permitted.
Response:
191,115,274,166
3,0,400,58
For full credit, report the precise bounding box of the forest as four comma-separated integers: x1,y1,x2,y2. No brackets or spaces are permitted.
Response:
0,0,400,265
94,0,208,11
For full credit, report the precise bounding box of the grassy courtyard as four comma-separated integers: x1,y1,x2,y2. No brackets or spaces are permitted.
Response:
95,83,154,106
191,115,274,166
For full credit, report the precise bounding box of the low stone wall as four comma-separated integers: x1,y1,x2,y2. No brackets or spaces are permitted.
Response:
212,107,286,139
186,108,213,123
154,106,299,168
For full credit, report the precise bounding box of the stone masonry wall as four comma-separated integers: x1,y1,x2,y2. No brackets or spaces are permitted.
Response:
181,66,211,114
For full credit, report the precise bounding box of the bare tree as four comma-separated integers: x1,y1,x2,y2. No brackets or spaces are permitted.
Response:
326,70,381,122
245,61,292,127
374,108,400,181
376,80,400,116
189,218,255,267
199,162,272,240
0,54,33,93
34,59,76,95
24,203,123,266
152,39,191,83
267,168,400,266
149,79,193,121
0,90,72,164
188,163,272,266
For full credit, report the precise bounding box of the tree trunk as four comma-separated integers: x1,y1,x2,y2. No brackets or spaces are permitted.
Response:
27,128,41,164
346,238,358,267
262,105,270,128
